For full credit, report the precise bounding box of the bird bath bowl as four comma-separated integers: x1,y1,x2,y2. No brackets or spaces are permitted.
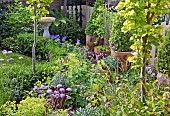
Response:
39,17,55,39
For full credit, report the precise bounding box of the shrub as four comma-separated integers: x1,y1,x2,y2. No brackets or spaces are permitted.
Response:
158,27,170,76
0,97,46,116
48,9,85,44
109,13,133,52
0,2,11,46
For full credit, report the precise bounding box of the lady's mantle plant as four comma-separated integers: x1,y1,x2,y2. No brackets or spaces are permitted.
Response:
117,0,170,101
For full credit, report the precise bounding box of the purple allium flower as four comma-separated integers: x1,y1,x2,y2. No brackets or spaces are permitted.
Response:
47,89,53,94
7,51,12,54
66,55,69,62
36,89,42,94
54,90,59,94
66,88,72,92
0,58,4,62
66,95,71,99
2,50,7,55
147,69,152,75
60,93,66,98
40,85,49,89
52,94,57,99
57,84,62,88
62,36,66,42
7,58,14,62
59,59,62,66
59,88,65,93
56,38,60,42
161,77,166,82
18,57,23,60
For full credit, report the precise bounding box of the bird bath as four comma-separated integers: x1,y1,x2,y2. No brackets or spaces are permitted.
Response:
39,17,55,39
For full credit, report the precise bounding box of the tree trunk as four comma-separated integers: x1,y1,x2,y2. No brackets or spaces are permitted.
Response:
32,2,37,75
140,37,147,102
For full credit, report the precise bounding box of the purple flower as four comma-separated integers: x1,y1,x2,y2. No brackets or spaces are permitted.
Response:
59,88,65,93
66,95,71,99
109,42,113,48
77,39,80,44
147,69,152,75
52,93,59,99
47,89,53,94
33,86,38,90
66,88,72,92
56,38,60,42
40,85,49,89
36,89,42,94
81,47,85,54
7,51,12,54
62,36,66,42
7,58,14,62
74,46,77,49
151,73,156,77
161,77,166,82
59,59,62,66
57,84,62,88
96,55,99,60
60,94,66,98
54,90,59,94
2,50,8,55
167,81,170,86
66,55,69,62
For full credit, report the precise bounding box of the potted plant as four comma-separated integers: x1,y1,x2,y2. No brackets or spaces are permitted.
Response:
109,13,133,72
85,0,106,51
94,45,111,60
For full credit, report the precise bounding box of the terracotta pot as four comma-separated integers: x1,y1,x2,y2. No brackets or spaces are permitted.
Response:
86,35,104,52
94,45,111,60
111,48,133,72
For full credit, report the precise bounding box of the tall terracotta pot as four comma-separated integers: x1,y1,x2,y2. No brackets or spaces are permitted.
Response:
111,48,133,72
86,35,104,52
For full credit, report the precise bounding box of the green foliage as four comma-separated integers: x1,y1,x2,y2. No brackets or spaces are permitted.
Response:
0,97,46,116
0,2,11,44
5,0,33,37
26,0,54,19
85,0,106,38
96,45,110,52
117,0,170,68
48,9,85,44
109,13,133,52
158,27,170,75
1,33,71,61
